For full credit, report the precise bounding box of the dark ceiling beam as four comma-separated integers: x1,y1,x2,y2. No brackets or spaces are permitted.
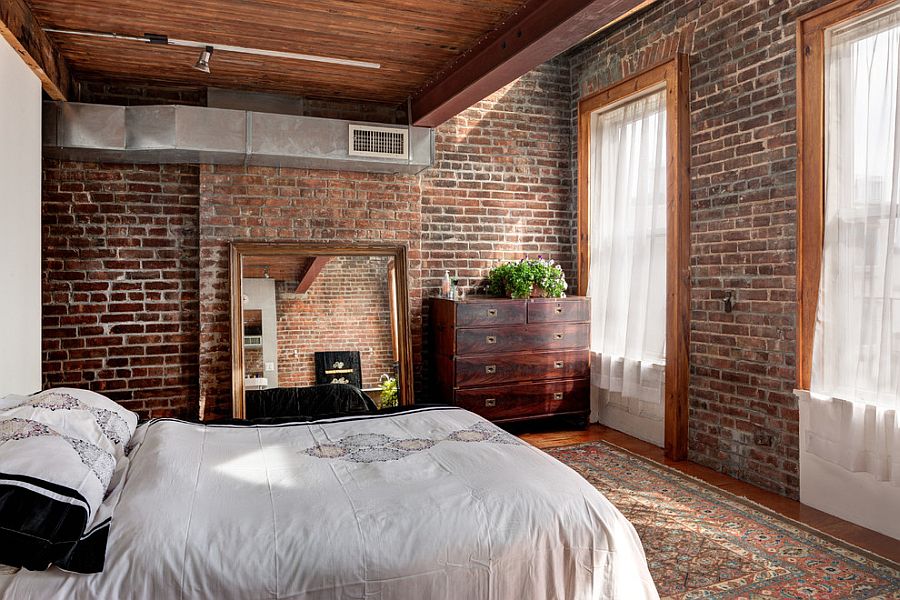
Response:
0,0,73,100
410,0,655,127
295,257,331,294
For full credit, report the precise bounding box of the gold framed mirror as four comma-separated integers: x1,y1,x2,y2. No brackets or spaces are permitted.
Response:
229,241,414,419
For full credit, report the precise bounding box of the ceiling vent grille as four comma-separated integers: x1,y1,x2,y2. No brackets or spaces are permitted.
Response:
349,124,408,159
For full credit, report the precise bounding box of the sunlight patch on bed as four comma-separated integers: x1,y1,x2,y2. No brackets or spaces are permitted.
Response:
212,446,304,488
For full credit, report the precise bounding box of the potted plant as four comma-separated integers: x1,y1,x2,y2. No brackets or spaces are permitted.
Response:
487,256,568,299
378,374,398,409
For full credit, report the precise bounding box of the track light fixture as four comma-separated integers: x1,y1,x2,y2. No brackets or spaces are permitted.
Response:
193,46,213,73
44,28,381,71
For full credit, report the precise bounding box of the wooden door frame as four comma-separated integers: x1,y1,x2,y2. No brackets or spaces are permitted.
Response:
576,54,691,460
229,241,414,419
795,0,899,389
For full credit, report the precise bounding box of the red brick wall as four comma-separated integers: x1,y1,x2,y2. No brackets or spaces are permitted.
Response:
421,58,575,296
41,161,200,419
275,256,395,389
567,0,836,498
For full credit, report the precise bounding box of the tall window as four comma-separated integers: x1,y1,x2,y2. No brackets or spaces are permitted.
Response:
800,1,900,483
577,56,690,459
587,89,668,445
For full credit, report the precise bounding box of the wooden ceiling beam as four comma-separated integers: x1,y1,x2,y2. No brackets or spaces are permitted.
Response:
295,256,331,294
0,0,73,99
410,0,655,127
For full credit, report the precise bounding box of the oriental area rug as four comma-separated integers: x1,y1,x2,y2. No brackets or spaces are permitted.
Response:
547,442,900,599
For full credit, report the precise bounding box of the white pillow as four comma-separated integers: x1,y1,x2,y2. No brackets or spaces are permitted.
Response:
7,388,138,464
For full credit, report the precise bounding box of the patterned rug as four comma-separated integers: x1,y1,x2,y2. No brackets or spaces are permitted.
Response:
547,442,900,599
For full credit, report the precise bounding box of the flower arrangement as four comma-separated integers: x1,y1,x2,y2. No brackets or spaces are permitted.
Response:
378,374,398,409
487,256,568,299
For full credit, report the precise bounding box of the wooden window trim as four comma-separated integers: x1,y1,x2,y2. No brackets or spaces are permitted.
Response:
576,55,691,460
795,0,899,390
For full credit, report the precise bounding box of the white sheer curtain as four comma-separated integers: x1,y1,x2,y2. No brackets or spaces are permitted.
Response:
587,89,667,443
803,6,900,484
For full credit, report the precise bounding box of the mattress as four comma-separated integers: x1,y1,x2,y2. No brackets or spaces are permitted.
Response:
0,406,658,599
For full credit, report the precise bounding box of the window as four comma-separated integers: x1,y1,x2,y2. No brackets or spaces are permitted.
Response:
797,0,900,482
576,56,690,459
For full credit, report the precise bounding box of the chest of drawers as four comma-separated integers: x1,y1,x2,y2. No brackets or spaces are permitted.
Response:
430,297,590,424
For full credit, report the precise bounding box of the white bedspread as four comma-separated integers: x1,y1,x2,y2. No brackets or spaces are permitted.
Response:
1,407,657,599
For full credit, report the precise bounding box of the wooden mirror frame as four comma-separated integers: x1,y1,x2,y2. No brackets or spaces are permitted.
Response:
229,241,415,419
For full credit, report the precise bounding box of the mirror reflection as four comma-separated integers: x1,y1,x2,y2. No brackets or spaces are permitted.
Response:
240,254,400,410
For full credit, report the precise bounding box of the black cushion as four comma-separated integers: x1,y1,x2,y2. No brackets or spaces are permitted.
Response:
245,384,377,420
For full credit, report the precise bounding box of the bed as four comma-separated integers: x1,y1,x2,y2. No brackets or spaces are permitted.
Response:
0,404,657,599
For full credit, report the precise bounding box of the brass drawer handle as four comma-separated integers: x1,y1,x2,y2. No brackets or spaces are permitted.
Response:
554,333,564,340
485,398,497,407
555,306,563,314
485,365,496,374
487,308,498,317
553,392,563,400
486,335,497,344
554,361,564,368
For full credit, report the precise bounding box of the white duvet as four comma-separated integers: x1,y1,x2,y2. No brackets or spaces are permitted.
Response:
1,406,657,599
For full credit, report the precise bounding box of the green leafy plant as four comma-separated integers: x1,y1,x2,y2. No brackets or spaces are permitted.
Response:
378,374,398,409
487,256,568,299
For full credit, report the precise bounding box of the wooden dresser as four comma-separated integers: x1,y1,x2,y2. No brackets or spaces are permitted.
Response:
430,296,590,425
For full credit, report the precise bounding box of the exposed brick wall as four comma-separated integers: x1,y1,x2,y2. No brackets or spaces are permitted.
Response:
77,81,207,106
421,57,576,297
43,67,574,421
41,161,200,419
275,256,395,389
198,165,423,419
76,81,405,123
567,0,836,498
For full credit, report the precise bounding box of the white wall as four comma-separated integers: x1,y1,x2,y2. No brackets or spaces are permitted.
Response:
242,279,278,388
798,394,900,541
0,36,42,395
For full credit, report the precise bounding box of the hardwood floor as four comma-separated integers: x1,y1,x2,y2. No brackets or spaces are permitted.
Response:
513,421,900,564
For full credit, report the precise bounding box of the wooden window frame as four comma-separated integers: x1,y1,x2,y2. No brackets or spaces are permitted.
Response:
796,0,899,390
576,55,691,460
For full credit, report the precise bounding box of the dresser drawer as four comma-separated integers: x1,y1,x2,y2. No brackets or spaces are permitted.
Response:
455,378,589,422
455,349,589,387
456,300,526,327
456,322,589,355
527,298,589,323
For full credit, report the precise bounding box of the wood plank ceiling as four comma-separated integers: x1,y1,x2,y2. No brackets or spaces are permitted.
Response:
25,0,529,104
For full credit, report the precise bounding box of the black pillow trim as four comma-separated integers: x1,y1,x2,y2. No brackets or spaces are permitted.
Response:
0,473,111,573
0,472,89,505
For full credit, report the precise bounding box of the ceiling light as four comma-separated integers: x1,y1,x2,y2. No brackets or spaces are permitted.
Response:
193,46,213,73
44,28,381,71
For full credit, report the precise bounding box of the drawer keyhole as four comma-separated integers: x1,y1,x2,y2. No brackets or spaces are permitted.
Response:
553,392,563,400
554,333,564,340
485,398,497,407
554,361,564,368
485,365,496,374
555,306,563,314
486,336,497,344
487,308,498,317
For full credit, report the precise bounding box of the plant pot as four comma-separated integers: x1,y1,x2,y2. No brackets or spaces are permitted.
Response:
530,285,547,298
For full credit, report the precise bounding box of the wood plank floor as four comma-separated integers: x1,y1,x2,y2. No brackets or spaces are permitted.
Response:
513,422,900,564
